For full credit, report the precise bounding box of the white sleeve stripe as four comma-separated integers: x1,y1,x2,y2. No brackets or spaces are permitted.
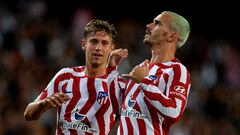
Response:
179,64,187,84
141,83,163,95
141,83,182,118
165,68,174,97
149,65,159,75
121,118,128,135
151,98,182,118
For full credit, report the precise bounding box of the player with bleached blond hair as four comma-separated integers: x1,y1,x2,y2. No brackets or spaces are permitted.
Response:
118,11,191,135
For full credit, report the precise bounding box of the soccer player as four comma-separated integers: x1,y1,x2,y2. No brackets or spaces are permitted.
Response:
118,11,191,135
24,19,128,135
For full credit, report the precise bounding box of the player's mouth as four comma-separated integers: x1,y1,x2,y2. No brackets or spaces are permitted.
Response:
145,30,151,38
145,29,151,35
93,53,103,57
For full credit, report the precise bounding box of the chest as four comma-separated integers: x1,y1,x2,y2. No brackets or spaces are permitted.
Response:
59,77,112,108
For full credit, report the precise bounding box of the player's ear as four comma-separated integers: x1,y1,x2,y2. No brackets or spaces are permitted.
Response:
167,32,178,42
81,39,86,50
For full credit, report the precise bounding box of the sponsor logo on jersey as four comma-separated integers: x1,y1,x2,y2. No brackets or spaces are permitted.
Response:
122,109,147,119
174,85,185,94
74,109,85,121
170,85,186,100
128,97,135,107
59,120,97,133
97,91,108,105
149,75,158,80
58,109,97,133
123,95,147,119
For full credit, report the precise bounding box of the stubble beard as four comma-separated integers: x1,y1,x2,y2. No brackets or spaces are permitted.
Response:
143,37,152,47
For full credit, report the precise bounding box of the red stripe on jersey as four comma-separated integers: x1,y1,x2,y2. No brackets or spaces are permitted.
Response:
118,77,127,93
141,78,155,85
125,117,133,134
179,70,191,113
80,78,97,114
106,66,116,74
57,127,62,135
64,77,80,134
64,77,81,121
109,80,119,115
131,86,141,101
122,81,135,109
39,90,47,100
54,73,68,93
69,129,78,135
109,113,115,133
95,80,110,135
144,97,161,135
84,118,93,135
125,81,135,96
53,73,78,135
96,99,110,135
135,103,146,135
119,119,124,134
163,73,169,95
118,77,127,84
78,78,96,126
62,83,67,93
163,73,169,83
169,65,181,94
143,90,177,108
102,81,108,92
72,66,85,72
153,68,163,86
148,63,155,69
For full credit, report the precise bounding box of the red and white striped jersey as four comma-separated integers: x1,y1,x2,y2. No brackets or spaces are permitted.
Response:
38,66,126,135
118,58,191,135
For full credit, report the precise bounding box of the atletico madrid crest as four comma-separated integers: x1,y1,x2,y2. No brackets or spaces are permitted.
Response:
97,91,108,105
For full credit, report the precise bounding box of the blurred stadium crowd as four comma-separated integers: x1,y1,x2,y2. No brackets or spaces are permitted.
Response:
0,1,239,135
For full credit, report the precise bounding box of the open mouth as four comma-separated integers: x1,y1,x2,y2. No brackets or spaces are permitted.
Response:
93,53,103,57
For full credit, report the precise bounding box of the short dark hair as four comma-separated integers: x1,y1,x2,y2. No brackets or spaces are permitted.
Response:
83,19,117,42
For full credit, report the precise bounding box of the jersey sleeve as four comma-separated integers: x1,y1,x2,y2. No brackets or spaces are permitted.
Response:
37,68,67,101
140,64,191,122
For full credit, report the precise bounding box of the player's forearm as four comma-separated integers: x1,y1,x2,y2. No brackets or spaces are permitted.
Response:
24,100,50,121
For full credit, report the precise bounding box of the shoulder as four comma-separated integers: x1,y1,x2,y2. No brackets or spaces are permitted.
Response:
55,66,85,76
164,59,189,73
173,62,189,75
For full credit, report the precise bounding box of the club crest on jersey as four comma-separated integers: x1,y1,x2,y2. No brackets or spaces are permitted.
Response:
149,75,158,80
74,109,85,121
174,85,185,94
97,91,108,105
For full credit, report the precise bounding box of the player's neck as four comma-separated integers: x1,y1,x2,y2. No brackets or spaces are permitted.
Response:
85,64,106,77
150,44,176,63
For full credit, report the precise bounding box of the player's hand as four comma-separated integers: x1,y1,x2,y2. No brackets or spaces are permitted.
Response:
108,48,128,67
122,60,149,83
42,93,70,108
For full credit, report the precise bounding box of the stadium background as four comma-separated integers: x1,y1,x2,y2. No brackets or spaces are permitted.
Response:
0,0,239,135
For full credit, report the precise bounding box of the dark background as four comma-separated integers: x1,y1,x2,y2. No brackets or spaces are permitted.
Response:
0,0,239,135
2,0,239,39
